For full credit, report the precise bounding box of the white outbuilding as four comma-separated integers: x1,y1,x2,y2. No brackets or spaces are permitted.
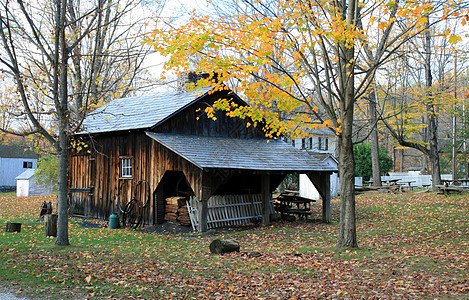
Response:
16,169,52,196
300,153,339,200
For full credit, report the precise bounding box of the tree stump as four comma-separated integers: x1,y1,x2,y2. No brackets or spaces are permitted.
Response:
5,222,22,233
44,214,58,237
209,239,240,254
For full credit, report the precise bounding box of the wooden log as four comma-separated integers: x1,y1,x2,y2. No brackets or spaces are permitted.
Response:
177,216,191,223
166,196,187,205
44,214,58,237
165,204,178,212
209,239,240,254
5,222,21,233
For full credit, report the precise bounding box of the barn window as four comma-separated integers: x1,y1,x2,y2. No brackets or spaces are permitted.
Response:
305,137,313,149
318,137,329,151
23,161,33,168
121,158,132,178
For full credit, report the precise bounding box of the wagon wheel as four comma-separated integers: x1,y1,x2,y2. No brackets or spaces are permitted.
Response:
117,181,132,214
132,180,150,226
134,180,151,208
122,199,143,229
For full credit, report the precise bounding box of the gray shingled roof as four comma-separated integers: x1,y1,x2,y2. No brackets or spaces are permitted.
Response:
0,145,38,159
80,88,213,134
146,132,337,172
16,169,37,180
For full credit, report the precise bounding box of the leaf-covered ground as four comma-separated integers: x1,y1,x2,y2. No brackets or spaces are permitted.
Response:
0,191,467,299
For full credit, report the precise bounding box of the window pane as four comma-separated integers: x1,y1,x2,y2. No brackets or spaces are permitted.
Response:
121,158,132,177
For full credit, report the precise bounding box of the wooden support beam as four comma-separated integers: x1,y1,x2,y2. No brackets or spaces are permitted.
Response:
307,172,331,223
198,173,214,232
261,173,271,226
197,170,233,232
199,196,209,232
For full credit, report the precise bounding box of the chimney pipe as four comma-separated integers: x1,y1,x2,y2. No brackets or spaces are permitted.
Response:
176,72,218,93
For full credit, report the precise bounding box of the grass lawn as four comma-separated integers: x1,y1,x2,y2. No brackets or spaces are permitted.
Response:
0,191,467,299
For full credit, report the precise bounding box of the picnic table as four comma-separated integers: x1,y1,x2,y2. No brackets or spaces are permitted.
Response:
436,184,469,194
453,179,469,186
397,180,416,191
440,179,469,187
382,178,400,186
274,193,316,220
441,179,454,186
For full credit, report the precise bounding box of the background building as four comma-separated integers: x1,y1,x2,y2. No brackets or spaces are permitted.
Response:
0,145,38,191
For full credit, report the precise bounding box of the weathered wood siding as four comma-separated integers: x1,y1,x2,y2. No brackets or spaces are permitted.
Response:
156,91,265,138
69,91,265,224
69,131,205,224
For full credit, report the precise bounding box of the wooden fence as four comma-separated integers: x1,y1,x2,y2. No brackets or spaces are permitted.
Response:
187,194,273,231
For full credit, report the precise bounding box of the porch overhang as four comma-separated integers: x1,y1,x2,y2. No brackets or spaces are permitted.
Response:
145,132,337,173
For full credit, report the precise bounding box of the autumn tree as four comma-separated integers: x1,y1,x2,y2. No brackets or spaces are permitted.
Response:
151,0,469,248
380,18,468,187
0,0,162,245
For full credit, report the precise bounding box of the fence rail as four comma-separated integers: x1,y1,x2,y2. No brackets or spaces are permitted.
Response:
187,194,273,231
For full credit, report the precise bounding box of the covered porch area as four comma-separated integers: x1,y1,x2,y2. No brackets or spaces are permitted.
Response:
146,132,336,232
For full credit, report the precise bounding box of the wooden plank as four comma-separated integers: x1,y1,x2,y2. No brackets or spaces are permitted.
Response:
189,194,265,229
207,215,261,224
69,187,93,193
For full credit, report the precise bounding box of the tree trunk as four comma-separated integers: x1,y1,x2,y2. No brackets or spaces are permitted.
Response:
56,114,70,246
424,22,441,189
5,222,22,233
400,149,404,172
369,87,382,186
45,214,58,237
55,0,70,246
337,106,358,248
209,239,240,254
337,36,358,248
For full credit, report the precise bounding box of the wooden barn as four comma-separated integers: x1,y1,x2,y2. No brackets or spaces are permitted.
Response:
69,79,336,232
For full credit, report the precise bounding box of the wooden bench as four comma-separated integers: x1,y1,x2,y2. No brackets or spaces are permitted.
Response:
355,185,400,193
274,193,315,220
287,209,313,220
436,185,469,194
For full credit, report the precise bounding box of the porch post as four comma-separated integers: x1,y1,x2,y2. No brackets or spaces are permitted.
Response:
307,172,331,223
261,173,271,226
322,174,331,223
198,186,211,232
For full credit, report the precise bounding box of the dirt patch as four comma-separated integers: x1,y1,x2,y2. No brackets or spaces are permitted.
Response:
78,218,193,234
140,221,193,235
78,218,267,235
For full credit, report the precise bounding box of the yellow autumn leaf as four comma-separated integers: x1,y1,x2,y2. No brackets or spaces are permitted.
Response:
417,16,427,24
448,34,462,44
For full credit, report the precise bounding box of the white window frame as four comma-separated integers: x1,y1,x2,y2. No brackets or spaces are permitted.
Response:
120,157,132,178
318,137,329,151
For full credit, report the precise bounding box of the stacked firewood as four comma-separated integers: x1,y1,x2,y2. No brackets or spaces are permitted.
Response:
165,196,191,225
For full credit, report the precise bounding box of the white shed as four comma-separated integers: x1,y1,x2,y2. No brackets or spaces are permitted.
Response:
300,153,339,200
16,169,52,196
0,144,38,191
